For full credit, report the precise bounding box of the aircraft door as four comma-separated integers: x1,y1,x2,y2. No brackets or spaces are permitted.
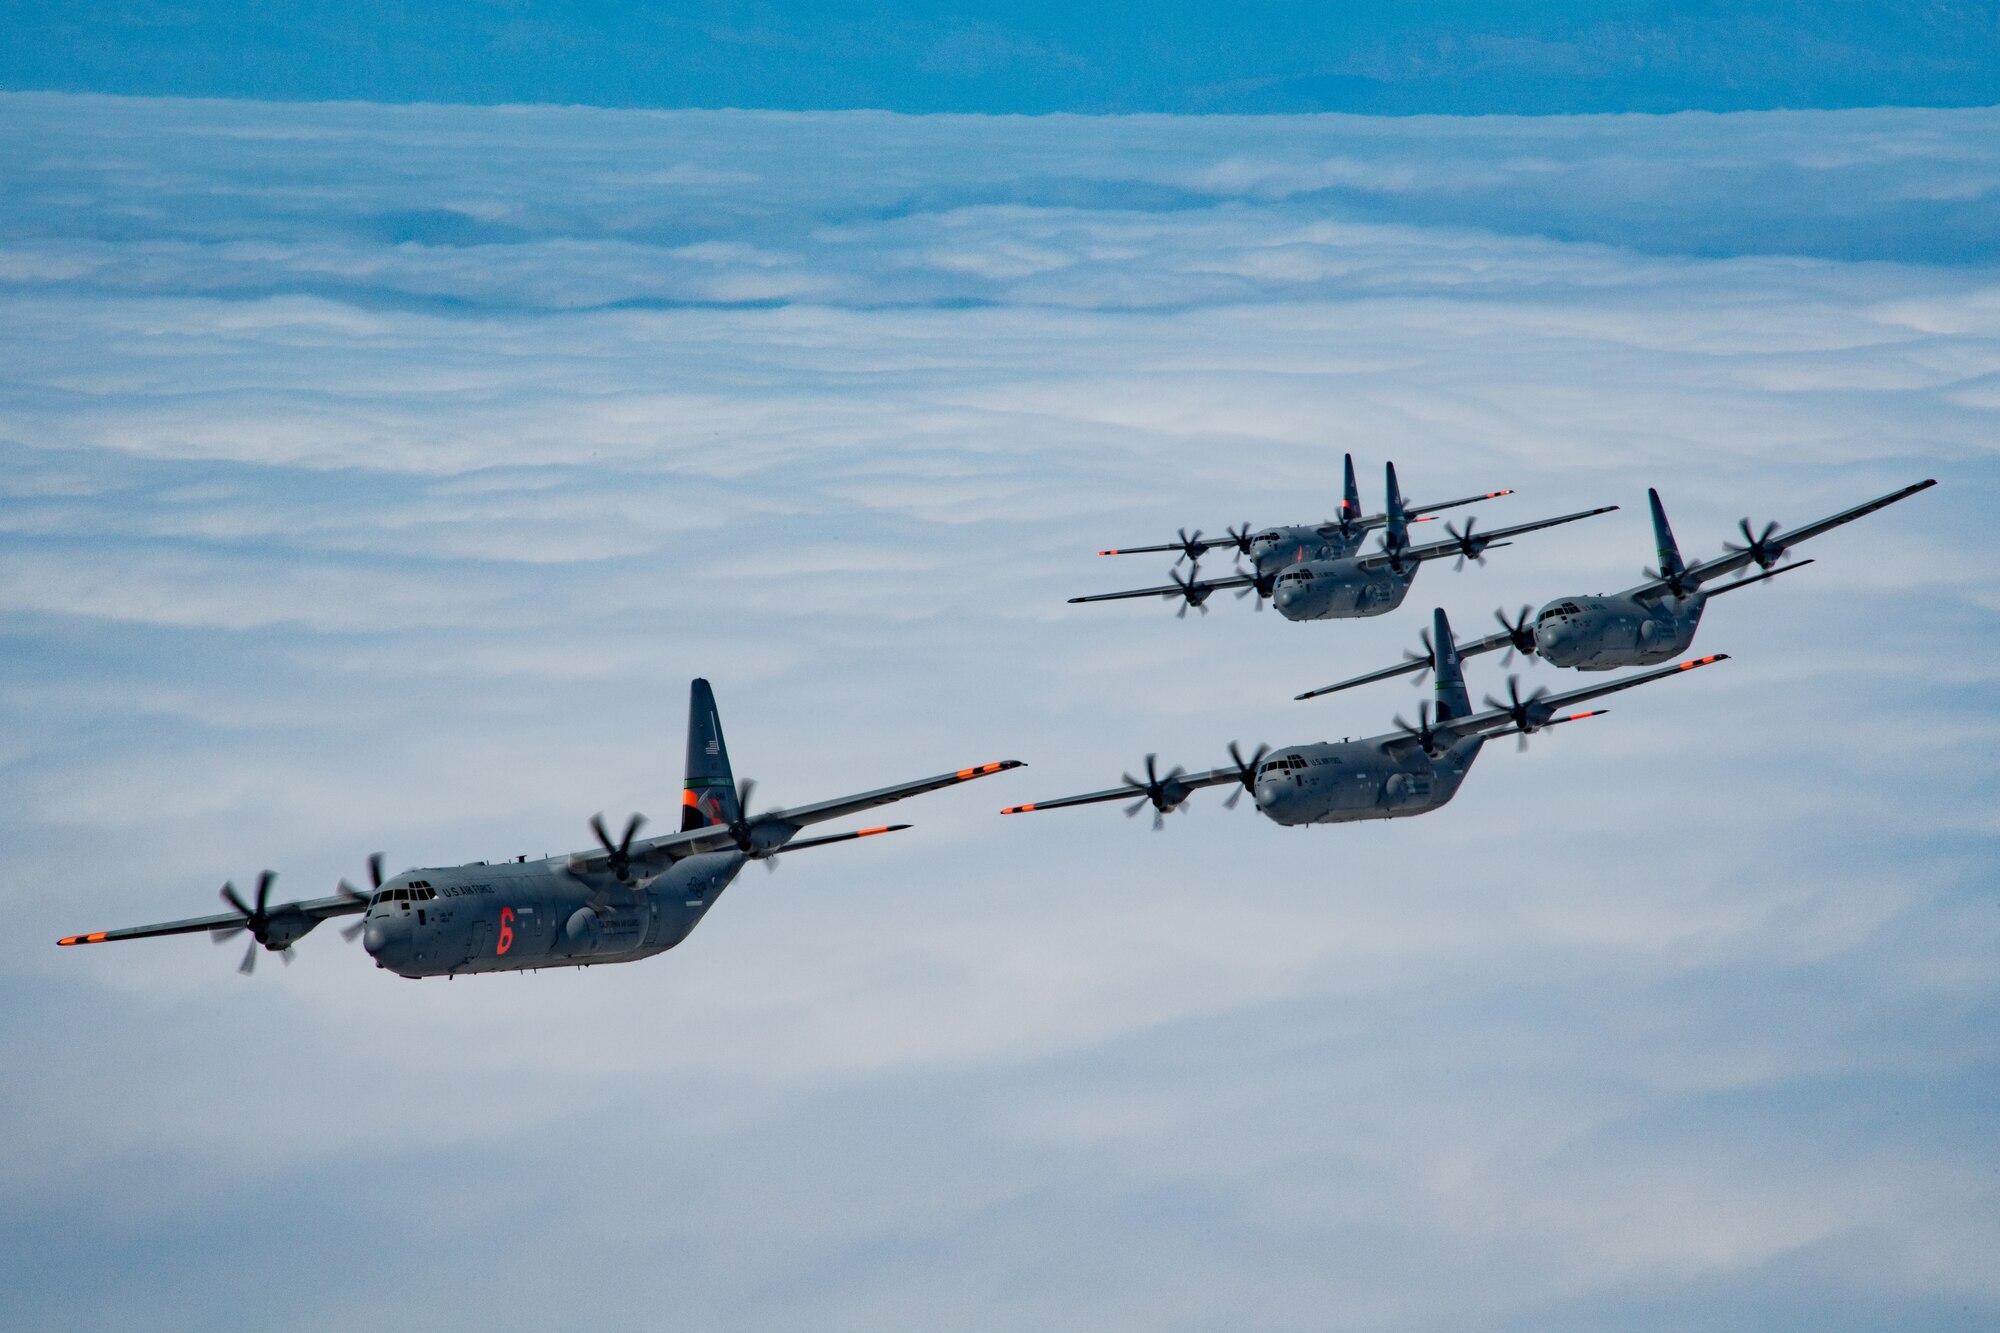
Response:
468,918,492,966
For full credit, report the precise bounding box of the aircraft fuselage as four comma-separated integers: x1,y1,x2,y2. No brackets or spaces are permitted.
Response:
1247,525,1365,573
1531,591,1706,671
361,850,748,979
1269,558,1417,621
1250,734,1484,824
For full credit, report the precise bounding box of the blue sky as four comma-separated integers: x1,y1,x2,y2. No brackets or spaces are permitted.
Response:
2,90,1998,1330
5,0,1999,113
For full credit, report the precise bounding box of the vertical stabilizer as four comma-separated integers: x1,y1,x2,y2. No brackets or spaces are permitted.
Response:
1647,488,1686,586
1384,460,1409,553
1431,608,1471,721
1342,453,1362,527
682,679,741,831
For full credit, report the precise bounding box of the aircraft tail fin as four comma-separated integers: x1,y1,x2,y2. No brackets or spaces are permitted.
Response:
1431,608,1472,722
1384,460,1409,549
682,678,741,831
1648,488,1686,585
1342,453,1362,526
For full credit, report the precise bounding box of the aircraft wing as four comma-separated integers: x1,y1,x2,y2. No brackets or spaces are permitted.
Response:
58,893,361,947
1329,489,1513,537
590,760,1027,870
1668,478,1936,591
1355,505,1617,571
998,765,1239,815
1442,653,1729,739
738,761,1025,829
1404,488,1514,519
1097,538,1218,558
1068,571,1257,605
1294,626,1517,699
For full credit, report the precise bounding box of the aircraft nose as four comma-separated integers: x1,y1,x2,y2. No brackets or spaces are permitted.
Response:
362,919,389,955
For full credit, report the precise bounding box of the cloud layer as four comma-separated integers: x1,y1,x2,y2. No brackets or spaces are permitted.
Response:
1,95,1995,1331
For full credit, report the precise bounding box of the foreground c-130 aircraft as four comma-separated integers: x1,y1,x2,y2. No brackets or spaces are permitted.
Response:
1296,477,1934,698
57,680,1021,979
1002,609,1725,829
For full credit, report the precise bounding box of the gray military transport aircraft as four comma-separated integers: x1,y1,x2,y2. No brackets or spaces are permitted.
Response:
1094,452,1512,571
1296,478,1934,699
1002,609,1725,828
57,680,1022,979
1073,459,1615,621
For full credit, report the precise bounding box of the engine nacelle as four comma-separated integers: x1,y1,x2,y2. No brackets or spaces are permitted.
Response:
259,911,321,950
747,821,797,857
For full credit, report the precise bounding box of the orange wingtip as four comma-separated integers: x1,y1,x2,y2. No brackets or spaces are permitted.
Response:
57,932,107,946
857,826,891,837
1000,804,1035,815
1487,489,1514,497
1677,654,1727,669
1098,549,1120,556
955,760,1022,779
1566,710,1606,721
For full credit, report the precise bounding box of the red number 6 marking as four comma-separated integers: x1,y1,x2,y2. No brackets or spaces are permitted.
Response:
497,906,515,956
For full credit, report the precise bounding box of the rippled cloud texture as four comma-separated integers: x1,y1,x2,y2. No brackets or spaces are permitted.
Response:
2,94,1996,1331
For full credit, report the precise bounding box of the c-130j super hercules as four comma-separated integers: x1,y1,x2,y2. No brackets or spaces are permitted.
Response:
1001,608,1725,830
1071,455,1615,621
1295,478,1934,700
57,681,1021,979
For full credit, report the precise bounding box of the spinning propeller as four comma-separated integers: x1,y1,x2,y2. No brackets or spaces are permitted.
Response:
214,871,287,975
1122,754,1190,830
1222,741,1270,809
1402,627,1438,686
1724,518,1787,570
1391,702,1445,757
1493,605,1538,665
1641,563,1700,598
335,853,384,942
1171,528,1206,565
1444,517,1488,570
724,778,790,870
589,812,648,882
1170,561,1211,618
1483,675,1553,751
1232,563,1276,611
1224,524,1257,558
